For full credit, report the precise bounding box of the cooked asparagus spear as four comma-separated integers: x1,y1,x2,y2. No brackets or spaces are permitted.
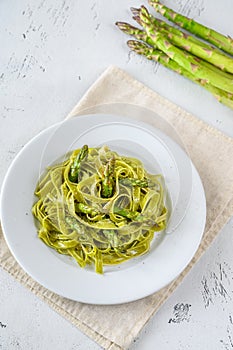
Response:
75,202,99,216
73,199,151,223
114,206,147,222
127,40,233,109
137,5,233,74
65,215,83,233
69,145,88,183
101,157,115,198
119,177,151,188
148,0,233,56
75,201,152,222
139,10,233,94
113,207,137,220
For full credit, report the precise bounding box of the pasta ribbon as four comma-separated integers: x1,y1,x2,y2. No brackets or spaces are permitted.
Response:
32,145,168,274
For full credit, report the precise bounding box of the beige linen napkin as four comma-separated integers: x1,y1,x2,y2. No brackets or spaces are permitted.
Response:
1,65,233,350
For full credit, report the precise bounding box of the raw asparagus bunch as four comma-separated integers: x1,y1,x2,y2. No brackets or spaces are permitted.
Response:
117,18,232,100
127,40,233,109
137,6,233,94
117,17,232,80
116,2,233,109
149,0,233,56
132,6,233,74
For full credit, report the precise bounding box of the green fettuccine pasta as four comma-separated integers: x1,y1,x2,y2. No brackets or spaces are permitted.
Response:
32,145,168,274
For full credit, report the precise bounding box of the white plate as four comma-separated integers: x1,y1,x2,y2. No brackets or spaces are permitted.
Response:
0,115,206,304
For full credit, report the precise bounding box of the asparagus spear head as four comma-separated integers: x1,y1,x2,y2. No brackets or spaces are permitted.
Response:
101,156,115,198
69,145,88,183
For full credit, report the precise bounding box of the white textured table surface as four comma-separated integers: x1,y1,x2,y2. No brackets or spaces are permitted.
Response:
0,0,233,349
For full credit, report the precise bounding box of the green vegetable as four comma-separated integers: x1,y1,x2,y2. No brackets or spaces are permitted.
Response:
116,20,231,80
113,206,155,224
65,215,83,233
149,0,233,56
114,206,143,221
32,145,168,274
116,20,233,108
69,145,88,183
127,40,233,109
101,156,115,198
75,202,99,216
119,177,152,188
116,2,233,109
116,21,154,46
139,7,233,94
137,5,233,74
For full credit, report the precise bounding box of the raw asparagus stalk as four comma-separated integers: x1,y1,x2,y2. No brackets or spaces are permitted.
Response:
116,20,233,104
132,7,223,55
148,0,233,56
131,7,233,78
132,6,209,45
116,20,233,79
127,40,233,109
139,12,233,94
116,21,156,49
137,6,233,74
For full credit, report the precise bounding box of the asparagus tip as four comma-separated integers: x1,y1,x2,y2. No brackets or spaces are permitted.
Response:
140,5,150,18
132,15,142,26
138,5,151,27
140,5,148,11
127,40,147,54
115,21,125,28
116,21,142,36
130,7,140,16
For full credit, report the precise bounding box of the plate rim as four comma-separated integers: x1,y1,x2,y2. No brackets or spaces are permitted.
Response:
0,114,206,304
